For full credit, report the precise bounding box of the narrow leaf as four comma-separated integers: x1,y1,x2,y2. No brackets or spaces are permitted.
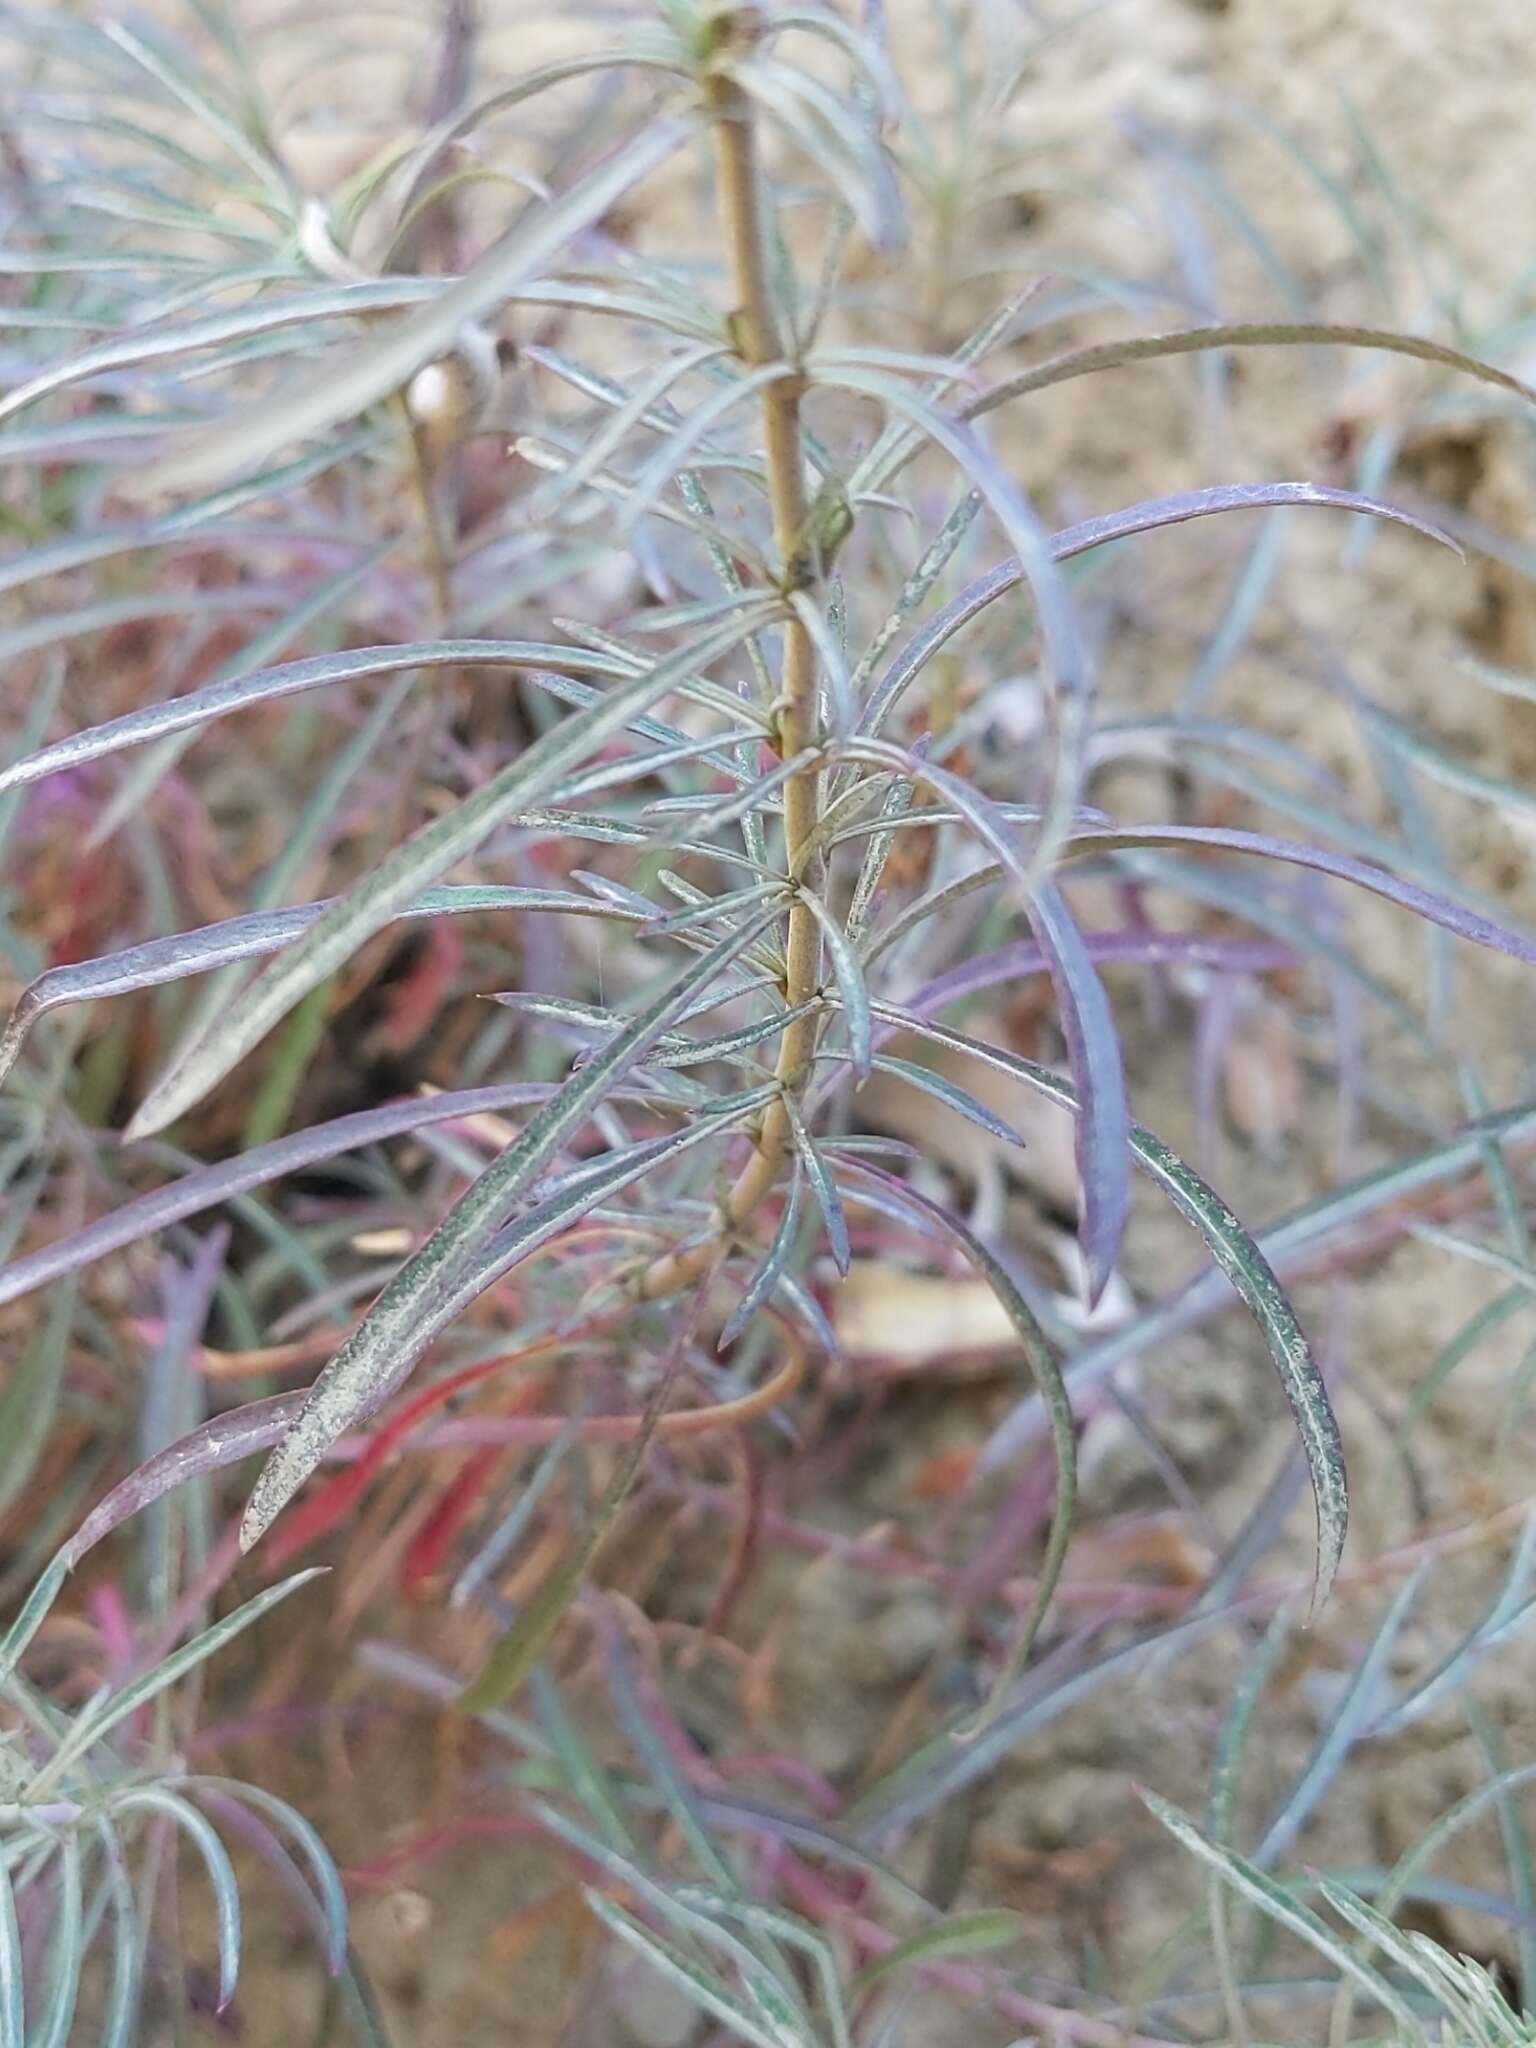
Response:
836,1157,1075,1706
782,1094,849,1276
63,1395,306,1567
870,1002,1347,1611
0,281,437,422
138,120,690,495
721,1171,805,1351
34,1572,325,1793
1254,1568,1427,1868
962,322,1536,423
241,909,778,1548
1026,881,1130,1303
0,885,629,1085
126,613,772,1136
858,481,1460,741
0,1282,76,1517
850,1910,1023,1995
0,1083,578,1311
1140,1791,1419,2034
33,1836,82,2048
797,887,871,1082
0,1848,21,2048
117,1789,241,2010
0,640,629,797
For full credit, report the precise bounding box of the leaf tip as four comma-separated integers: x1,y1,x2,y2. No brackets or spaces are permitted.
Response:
121,1094,173,1145
238,1481,286,1555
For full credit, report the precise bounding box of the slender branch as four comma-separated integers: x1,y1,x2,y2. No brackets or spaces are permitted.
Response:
636,60,824,1300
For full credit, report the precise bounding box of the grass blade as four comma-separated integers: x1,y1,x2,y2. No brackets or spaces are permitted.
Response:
850,1910,1023,1995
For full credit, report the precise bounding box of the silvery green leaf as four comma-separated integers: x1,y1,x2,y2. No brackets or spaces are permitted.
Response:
31,1573,325,1795
1140,1791,1421,2038
782,1093,849,1276
797,887,871,1081
33,1836,82,2048
240,907,780,1548
136,119,693,495
869,1001,1347,1612
116,1790,241,2009
125,610,772,1137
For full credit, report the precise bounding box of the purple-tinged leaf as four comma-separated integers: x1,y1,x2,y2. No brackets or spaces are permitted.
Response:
1067,824,1536,966
0,640,631,797
859,481,1461,740
1025,881,1130,1304
62,1396,307,1568
0,887,630,1086
832,739,1134,1297
962,322,1536,421
908,930,1296,1014
0,1083,573,1311
864,1000,1346,1615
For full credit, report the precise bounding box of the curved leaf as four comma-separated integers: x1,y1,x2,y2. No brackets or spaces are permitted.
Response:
0,639,629,797
116,1791,242,2011
859,481,1460,740
63,1395,306,1567
125,610,774,1137
137,119,691,496
0,886,631,1086
1026,880,1130,1303
240,908,780,1549
865,1000,1346,1611
0,1083,577,1310
962,321,1536,423
0,281,439,422
836,1156,1076,1702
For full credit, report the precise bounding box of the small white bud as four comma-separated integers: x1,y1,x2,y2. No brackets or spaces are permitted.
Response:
405,321,501,455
